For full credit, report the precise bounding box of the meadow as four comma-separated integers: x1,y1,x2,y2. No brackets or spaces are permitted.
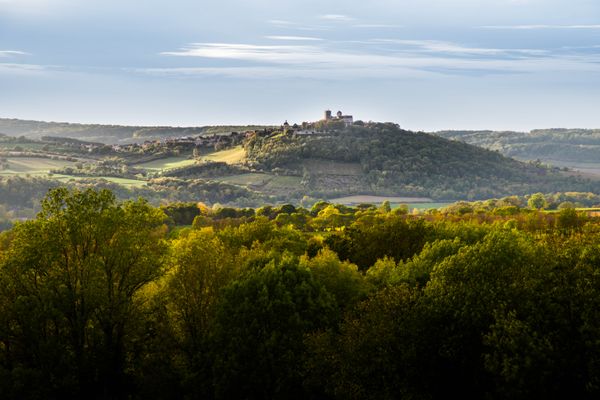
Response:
0,157,77,176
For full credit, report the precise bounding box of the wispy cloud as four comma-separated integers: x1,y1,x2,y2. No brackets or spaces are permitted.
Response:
318,14,355,22
0,50,29,57
265,35,323,41
156,39,600,80
161,43,319,63
0,63,46,76
136,66,432,80
268,19,297,27
372,39,547,57
267,18,331,31
481,24,600,30
353,24,401,29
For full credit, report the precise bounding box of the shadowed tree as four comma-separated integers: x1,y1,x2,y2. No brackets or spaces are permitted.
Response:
0,188,167,399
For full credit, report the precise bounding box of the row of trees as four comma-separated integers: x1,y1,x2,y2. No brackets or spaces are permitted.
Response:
0,188,599,399
0,176,270,216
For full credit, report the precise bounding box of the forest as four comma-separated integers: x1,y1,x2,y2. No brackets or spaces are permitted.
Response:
1,188,600,399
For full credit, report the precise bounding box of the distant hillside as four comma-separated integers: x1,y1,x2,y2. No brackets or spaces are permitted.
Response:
245,123,600,200
0,118,272,144
434,129,600,164
3,118,600,202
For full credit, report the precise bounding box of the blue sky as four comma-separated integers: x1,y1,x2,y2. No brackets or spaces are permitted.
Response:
1,0,600,131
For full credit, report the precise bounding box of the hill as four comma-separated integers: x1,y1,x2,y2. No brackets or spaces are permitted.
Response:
2,119,600,205
243,123,600,200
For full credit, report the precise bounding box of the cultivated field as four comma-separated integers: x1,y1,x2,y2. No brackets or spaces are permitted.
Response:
409,202,453,210
215,173,303,193
51,174,147,187
329,195,434,204
302,159,363,176
135,156,196,171
202,146,245,164
0,157,77,176
216,173,271,186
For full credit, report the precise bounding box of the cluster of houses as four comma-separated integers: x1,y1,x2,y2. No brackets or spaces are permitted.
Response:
46,109,356,156
110,131,248,154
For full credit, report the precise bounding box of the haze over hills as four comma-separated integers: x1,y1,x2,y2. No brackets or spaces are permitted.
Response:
0,118,272,144
434,129,600,164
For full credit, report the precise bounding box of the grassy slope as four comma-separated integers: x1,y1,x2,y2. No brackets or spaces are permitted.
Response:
202,146,246,164
135,156,197,171
0,157,147,187
0,157,76,176
51,174,147,187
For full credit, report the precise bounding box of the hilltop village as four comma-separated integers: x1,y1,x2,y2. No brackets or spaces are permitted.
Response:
38,109,358,156
0,110,357,171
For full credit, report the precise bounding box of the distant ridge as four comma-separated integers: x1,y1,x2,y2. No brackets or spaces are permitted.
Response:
0,118,272,144
434,128,600,164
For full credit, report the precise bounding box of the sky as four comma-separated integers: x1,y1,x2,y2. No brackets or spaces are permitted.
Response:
1,0,600,131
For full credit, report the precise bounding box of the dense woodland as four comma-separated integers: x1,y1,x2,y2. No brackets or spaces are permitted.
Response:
1,188,600,399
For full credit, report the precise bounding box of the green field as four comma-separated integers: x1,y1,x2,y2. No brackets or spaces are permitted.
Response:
134,146,245,172
0,157,77,176
51,174,147,188
329,195,433,204
201,146,245,164
0,143,47,152
215,173,302,193
135,156,197,171
216,173,271,186
408,202,453,211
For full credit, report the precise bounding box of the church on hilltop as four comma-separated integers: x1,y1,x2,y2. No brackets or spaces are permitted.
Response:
323,109,353,127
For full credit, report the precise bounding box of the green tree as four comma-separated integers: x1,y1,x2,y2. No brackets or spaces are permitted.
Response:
528,193,548,210
379,200,391,213
211,256,336,400
164,227,240,398
300,248,368,312
0,188,167,398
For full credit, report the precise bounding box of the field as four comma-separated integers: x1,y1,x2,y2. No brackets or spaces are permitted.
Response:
0,142,48,151
301,159,363,176
328,195,452,211
135,156,197,171
0,157,77,176
409,202,453,210
214,173,303,193
51,174,147,188
329,195,434,205
216,173,271,186
134,147,246,172
0,157,147,187
201,146,246,164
